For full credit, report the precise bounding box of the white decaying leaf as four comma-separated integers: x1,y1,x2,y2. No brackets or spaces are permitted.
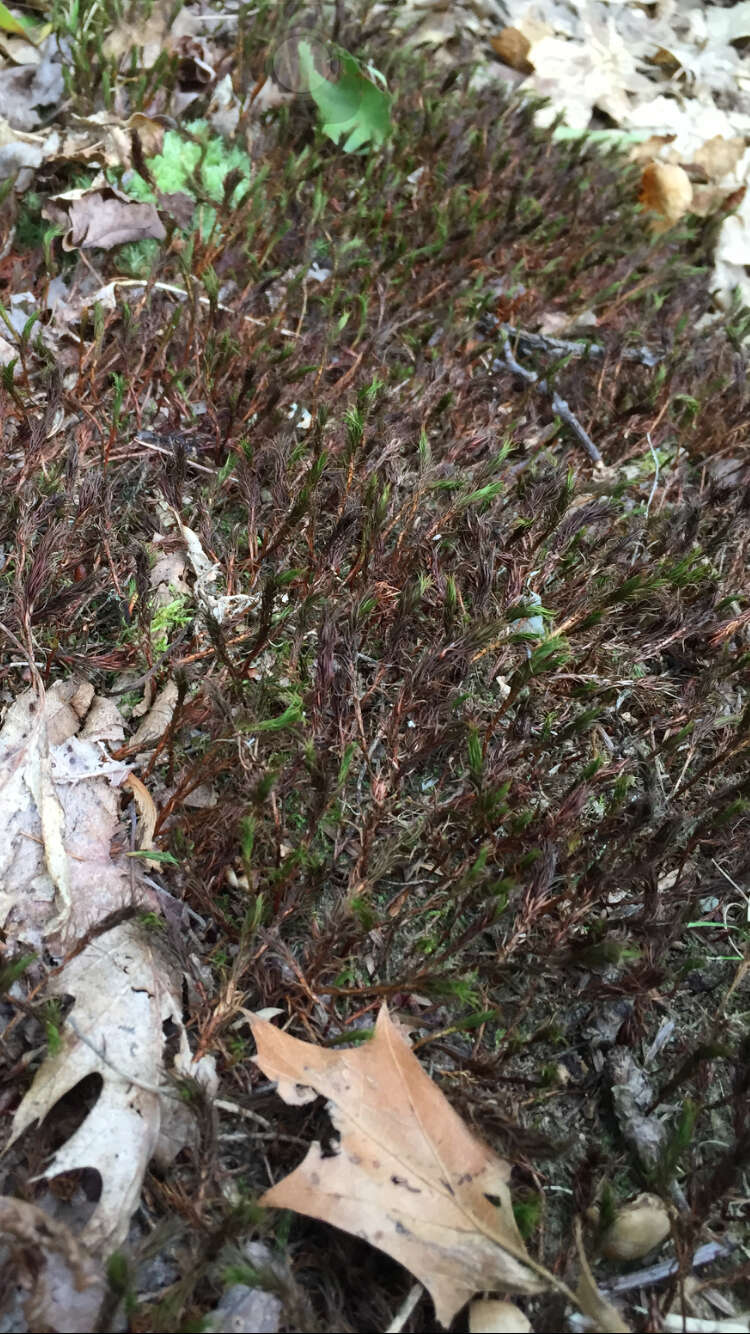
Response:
0,678,134,949
8,919,216,1252
0,679,216,1252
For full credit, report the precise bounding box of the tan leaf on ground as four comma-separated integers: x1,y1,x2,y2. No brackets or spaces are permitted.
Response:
149,549,190,608
131,680,179,748
250,1005,547,1327
123,771,157,855
0,677,216,1252
43,180,166,251
601,1194,670,1261
0,678,137,949
102,0,175,67
8,918,216,1252
639,162,693,231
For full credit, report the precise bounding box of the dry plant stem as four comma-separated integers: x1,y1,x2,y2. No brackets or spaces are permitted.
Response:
387,1282,424,1334
65,1016,181,1100
100,277,299,338
497,333,603,465
499,323,662,368
600,1242,736,1297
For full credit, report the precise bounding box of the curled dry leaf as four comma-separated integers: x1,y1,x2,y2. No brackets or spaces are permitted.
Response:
102,0,175,67
490,28,533,75
43,179,166,251
606,1049,666,1173
131,680,179,748
8,918,216,1252
250,1005,547,1328
0,677,136,948
122,771,158,860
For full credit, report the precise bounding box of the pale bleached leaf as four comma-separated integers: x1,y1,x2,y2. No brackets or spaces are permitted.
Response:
9,919,216,1252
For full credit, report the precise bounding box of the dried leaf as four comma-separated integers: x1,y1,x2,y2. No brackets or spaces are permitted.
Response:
0,678,135,949
693,135,747,182
8,918,216,1252
102,0,174,67
123,771,158,856
490,28,533,75
0,680,216,1251
43,180,166,251
131,680,179,748
639,162,693,231
251,1005,546,1327
0,33,63,131
606,1049,666,1173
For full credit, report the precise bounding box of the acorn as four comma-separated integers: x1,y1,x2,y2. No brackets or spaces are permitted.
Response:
600,1193,670,1260
469,1299,531,1333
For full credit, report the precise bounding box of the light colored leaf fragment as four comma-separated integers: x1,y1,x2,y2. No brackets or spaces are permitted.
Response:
102,0,174,66
8,919,215,1252
0,679,136,949
64,190,166,250
171,506,258,624
607,1049,666,1172
251,1004,546,1327
131,681,179,748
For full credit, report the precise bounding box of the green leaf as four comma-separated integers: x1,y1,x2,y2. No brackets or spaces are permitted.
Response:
126,849,179,865
297,41,392,153
0,3,32,36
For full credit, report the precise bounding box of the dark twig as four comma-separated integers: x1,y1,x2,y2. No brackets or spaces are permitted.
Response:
496,330,604,465
495,322,662,368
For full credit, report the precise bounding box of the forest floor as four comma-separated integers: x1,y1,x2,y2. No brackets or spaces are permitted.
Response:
0,3,749,1332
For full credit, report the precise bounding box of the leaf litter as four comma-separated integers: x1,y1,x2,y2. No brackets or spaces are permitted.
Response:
0,675,216,1314
250,1004,612,1328
1,0,750,1329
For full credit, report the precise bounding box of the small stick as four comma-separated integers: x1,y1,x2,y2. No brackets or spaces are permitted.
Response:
497,331,603,465
386,1283,423,1334
497,323,662,368
600,1241,736,1297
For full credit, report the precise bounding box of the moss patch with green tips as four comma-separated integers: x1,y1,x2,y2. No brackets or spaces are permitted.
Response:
1,1,749,1329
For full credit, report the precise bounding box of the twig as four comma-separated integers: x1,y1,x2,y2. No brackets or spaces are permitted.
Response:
66,1015,179,1099
630,430,660,566
496,323,662,368
93,278,299,338
600,1241,736,1297
386,1283,423,1334
496,331,603,465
